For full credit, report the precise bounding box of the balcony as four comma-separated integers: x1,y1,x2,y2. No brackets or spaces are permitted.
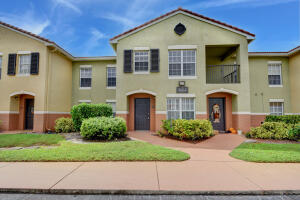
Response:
206,64,240,84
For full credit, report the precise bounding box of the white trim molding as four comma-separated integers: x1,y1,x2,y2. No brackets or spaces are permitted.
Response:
168,45,197,50
126,89,157,96
80,65,92,68
168,76,197,80
78,100,91,103
156,111,167,114
269,99,284,102
250,113,269,115
0,111,19,114
9,91,36,97
196,111,207,115
116,111,128,114
17,51,31,55
269,85,283,88
106,64,116,68
167,93,196,98
286,113,300,115
0,52,3,56
232,112,251,115
268,61,282,64
205,88,239,95
106,87,116,90
134,47,150,51
106,100,116,103
34,111,70,114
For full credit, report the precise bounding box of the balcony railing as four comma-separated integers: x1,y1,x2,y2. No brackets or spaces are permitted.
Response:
206,64,240,84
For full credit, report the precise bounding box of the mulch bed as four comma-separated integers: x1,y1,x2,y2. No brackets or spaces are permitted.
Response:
255,139,300,144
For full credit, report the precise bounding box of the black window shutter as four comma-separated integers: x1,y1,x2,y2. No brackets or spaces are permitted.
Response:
7,54,17,75
150,49,159,72
124,50,132,73
30,52,39,75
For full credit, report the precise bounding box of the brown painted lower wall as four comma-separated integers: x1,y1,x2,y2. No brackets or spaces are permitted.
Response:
251,115,266,128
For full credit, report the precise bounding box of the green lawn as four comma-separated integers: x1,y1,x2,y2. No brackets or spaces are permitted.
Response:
0,134,64,148
0,140,190,162
230,143,300,163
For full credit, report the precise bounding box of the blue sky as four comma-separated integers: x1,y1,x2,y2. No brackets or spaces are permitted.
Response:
0,0,299,57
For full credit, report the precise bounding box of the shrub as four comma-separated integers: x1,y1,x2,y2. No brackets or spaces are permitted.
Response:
80,117,127,140
162,119,214,140
246,122,294,140
71,103,113,131
289,124,300,141
55,117,74,133
265,115,300,124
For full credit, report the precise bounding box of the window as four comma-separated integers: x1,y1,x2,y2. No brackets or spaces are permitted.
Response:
106,101,116,117
270,102,284,116
268,62,282,85
19,54,31,75
107,67,116,87
0,56,2,79
167,98,195,120
134,51,149,72
169,50,196,77
80,66,92,88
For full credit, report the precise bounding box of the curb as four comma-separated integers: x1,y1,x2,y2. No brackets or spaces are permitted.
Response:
1,188,300,195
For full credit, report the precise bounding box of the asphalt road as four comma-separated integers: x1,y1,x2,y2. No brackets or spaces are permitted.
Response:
0,194,300,200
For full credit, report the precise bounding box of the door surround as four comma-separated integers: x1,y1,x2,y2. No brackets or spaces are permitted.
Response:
128,93,156,131
206,92,233,131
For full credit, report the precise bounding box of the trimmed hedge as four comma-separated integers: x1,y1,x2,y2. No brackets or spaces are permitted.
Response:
246,122,295,140
55,117,74,133
71,103,113,131
162,119,214,140
289,125,300,141
80,117,127,140
265,115,300,124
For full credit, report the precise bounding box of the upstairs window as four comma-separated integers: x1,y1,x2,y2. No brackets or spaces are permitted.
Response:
80,66,92,88
268,62,282,86
270,102,283,116
0,56,2,79
19,54,31,75
167,97,195,120
134,51,149,72
169,50,196,77
107,66,116,87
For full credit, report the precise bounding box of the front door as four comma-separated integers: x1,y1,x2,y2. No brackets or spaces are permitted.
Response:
134,98,150,130
208,98,225,131
25,99,34,130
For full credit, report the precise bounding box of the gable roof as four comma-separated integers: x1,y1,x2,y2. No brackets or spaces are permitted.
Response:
249,45,300,57
110,7,255,43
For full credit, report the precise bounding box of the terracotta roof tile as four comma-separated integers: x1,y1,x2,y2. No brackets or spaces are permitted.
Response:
110,7,255,41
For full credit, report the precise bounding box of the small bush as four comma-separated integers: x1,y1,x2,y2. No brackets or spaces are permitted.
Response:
162,119,214,140
289,124,300,141
55,118,74,133
71,103,113,131
80,117,127,140
246,122,294,140
265,115,300,124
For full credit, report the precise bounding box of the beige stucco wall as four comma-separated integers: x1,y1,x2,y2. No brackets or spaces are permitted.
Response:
47,51,73,112
115,13,251,113
72,60,116,105
249,56,291,114
0,25,48,112
289,52,300,113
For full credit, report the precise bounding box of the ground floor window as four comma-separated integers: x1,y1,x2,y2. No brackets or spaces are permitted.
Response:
167,97,195,120
270,102,284,116
106,101,116,117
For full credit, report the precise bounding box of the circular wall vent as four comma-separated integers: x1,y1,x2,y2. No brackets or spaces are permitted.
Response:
174,23,186,35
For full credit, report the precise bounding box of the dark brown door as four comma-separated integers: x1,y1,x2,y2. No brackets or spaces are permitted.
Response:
134,98,150,130
25,99,34,130
209,98,225,131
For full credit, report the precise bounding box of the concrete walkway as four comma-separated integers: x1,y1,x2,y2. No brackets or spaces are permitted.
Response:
0,132,300,194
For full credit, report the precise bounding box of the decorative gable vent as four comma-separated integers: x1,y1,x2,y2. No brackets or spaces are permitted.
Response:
174,23,186,35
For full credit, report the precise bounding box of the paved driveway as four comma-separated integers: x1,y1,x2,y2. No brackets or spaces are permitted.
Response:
0,132,300,194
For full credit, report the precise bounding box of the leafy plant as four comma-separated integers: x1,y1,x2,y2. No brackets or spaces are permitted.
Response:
55,117,74,133
71,103,113,131
289,124,300,141
162,119,214,140
80,117,127,140
265,115,300,124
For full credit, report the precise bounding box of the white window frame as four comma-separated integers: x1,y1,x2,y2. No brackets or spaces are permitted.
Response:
0,55,2,80
79,65,92,89
106,65,116,89
167,97,195,120
18,54,31,76
133,50,150,74
269,99,284,116
78,100,91,104
106,100,116,116
168,49,197,79
268,61,282,87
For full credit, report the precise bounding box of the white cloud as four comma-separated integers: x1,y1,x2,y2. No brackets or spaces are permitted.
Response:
191,0,297,9
82,28,107,54
52,0,82,14
0,9,50,35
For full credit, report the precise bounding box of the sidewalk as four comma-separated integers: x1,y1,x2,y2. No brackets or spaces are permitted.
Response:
0,133,300,194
